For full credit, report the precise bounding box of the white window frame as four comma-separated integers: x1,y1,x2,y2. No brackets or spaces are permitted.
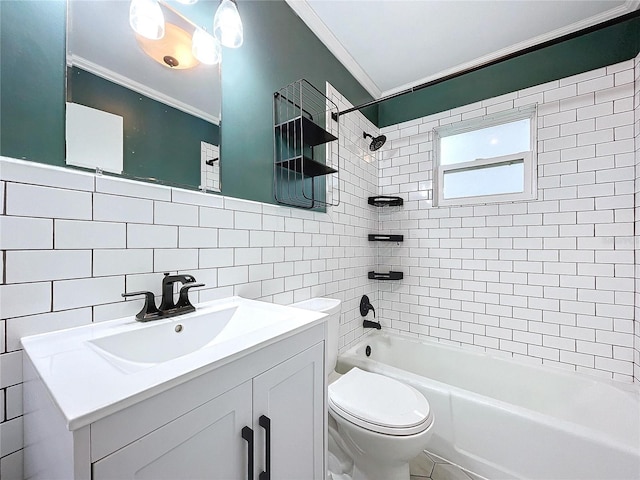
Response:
433,105,537,207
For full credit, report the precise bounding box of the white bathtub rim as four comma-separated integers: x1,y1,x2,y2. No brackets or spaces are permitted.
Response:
343,330,640,395
338,331,640,456
339,352,640,458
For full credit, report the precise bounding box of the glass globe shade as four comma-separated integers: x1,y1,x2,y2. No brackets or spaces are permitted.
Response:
129,0,165,40
213,0,243,48
192,28,222,65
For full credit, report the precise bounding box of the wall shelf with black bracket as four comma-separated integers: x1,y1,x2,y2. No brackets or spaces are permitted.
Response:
368,234,404,242
273,79,339,209
368,271,404,281
368,196,403,207
275,116,337,147
275,156,337,178
368,195,404,281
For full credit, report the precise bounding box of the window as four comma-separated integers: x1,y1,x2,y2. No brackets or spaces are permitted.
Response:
433,105,537,206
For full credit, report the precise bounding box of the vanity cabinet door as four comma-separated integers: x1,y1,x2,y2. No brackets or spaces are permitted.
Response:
92,381,253,480
253,342,325,480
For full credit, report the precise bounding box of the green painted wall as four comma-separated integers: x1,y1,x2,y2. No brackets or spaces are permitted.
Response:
0,0,372,206
68,67,219,188
3,1,639,205
379,15,640,128
0,0,66,165
220,0,375,205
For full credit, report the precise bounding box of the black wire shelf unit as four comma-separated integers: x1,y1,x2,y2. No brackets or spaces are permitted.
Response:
273,79,339,209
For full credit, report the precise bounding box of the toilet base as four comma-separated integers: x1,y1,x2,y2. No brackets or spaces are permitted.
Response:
328,410,433,480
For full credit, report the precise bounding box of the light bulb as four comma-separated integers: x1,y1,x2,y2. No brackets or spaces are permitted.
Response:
213,0,243,48
192,28,222,65
129,0,165,40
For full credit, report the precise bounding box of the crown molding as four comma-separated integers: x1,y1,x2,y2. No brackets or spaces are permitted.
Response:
285,0,382,99
381,1,640,97
68,55,220,125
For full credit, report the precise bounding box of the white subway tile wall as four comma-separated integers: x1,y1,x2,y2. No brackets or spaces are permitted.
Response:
201,141,221,192
0,83,380,477
379,58,639,383
4,60,640,477
634,52,640,383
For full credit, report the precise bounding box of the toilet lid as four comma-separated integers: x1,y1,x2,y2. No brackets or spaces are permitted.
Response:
328,368,432,435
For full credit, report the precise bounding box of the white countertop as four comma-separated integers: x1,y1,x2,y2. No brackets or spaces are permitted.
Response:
21,297,326,430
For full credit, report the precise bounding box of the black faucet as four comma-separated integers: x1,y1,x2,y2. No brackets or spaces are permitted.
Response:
160,273,196,311
360,295,381,329
122,273,204,322
363,319,382,330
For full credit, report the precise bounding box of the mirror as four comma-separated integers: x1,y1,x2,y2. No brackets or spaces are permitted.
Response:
66,0,221,192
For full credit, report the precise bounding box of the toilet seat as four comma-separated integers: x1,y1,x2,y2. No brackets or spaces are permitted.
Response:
328,367,433,436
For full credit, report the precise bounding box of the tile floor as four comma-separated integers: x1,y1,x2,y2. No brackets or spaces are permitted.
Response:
328,448,485,480
410,451,486,480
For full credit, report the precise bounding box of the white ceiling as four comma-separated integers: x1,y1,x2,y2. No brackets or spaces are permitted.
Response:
68,1,638,117
288,0,638,99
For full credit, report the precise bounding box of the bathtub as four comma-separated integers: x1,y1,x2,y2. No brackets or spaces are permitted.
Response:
337,332,640,480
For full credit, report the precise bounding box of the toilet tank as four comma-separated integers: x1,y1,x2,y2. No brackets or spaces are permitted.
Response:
290,298,342,372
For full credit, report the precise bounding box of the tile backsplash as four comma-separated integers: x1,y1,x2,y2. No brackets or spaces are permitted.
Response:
634,53,640,384
0,82,380,477
378,57,639,383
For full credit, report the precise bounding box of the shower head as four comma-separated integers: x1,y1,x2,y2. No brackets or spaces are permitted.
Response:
363,132,387,151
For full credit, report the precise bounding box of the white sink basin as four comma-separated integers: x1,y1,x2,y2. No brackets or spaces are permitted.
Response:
86,301,294,371
21,296,327,429
88,306,238,364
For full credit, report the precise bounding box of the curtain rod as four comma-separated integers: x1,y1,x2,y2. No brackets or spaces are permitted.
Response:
331,9,640,121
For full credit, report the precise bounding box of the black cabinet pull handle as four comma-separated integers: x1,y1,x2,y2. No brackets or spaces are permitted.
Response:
258,415,271,480
242,426,254,480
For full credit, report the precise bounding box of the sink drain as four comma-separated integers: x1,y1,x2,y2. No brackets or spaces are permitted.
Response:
175,324,183,333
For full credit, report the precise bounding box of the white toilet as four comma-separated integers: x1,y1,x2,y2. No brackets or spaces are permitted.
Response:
291,298,434,480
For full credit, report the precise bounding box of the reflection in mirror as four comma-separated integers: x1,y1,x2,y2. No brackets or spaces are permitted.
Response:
66,0,221,192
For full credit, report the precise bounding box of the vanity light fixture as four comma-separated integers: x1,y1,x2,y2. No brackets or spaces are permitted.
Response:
130,0,237,68
192,28,222,65
129,0,165,40
213,0,243,48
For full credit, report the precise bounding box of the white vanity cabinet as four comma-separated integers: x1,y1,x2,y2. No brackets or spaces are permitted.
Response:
92,381,253,480
252,342,325,479
23,319,326,480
